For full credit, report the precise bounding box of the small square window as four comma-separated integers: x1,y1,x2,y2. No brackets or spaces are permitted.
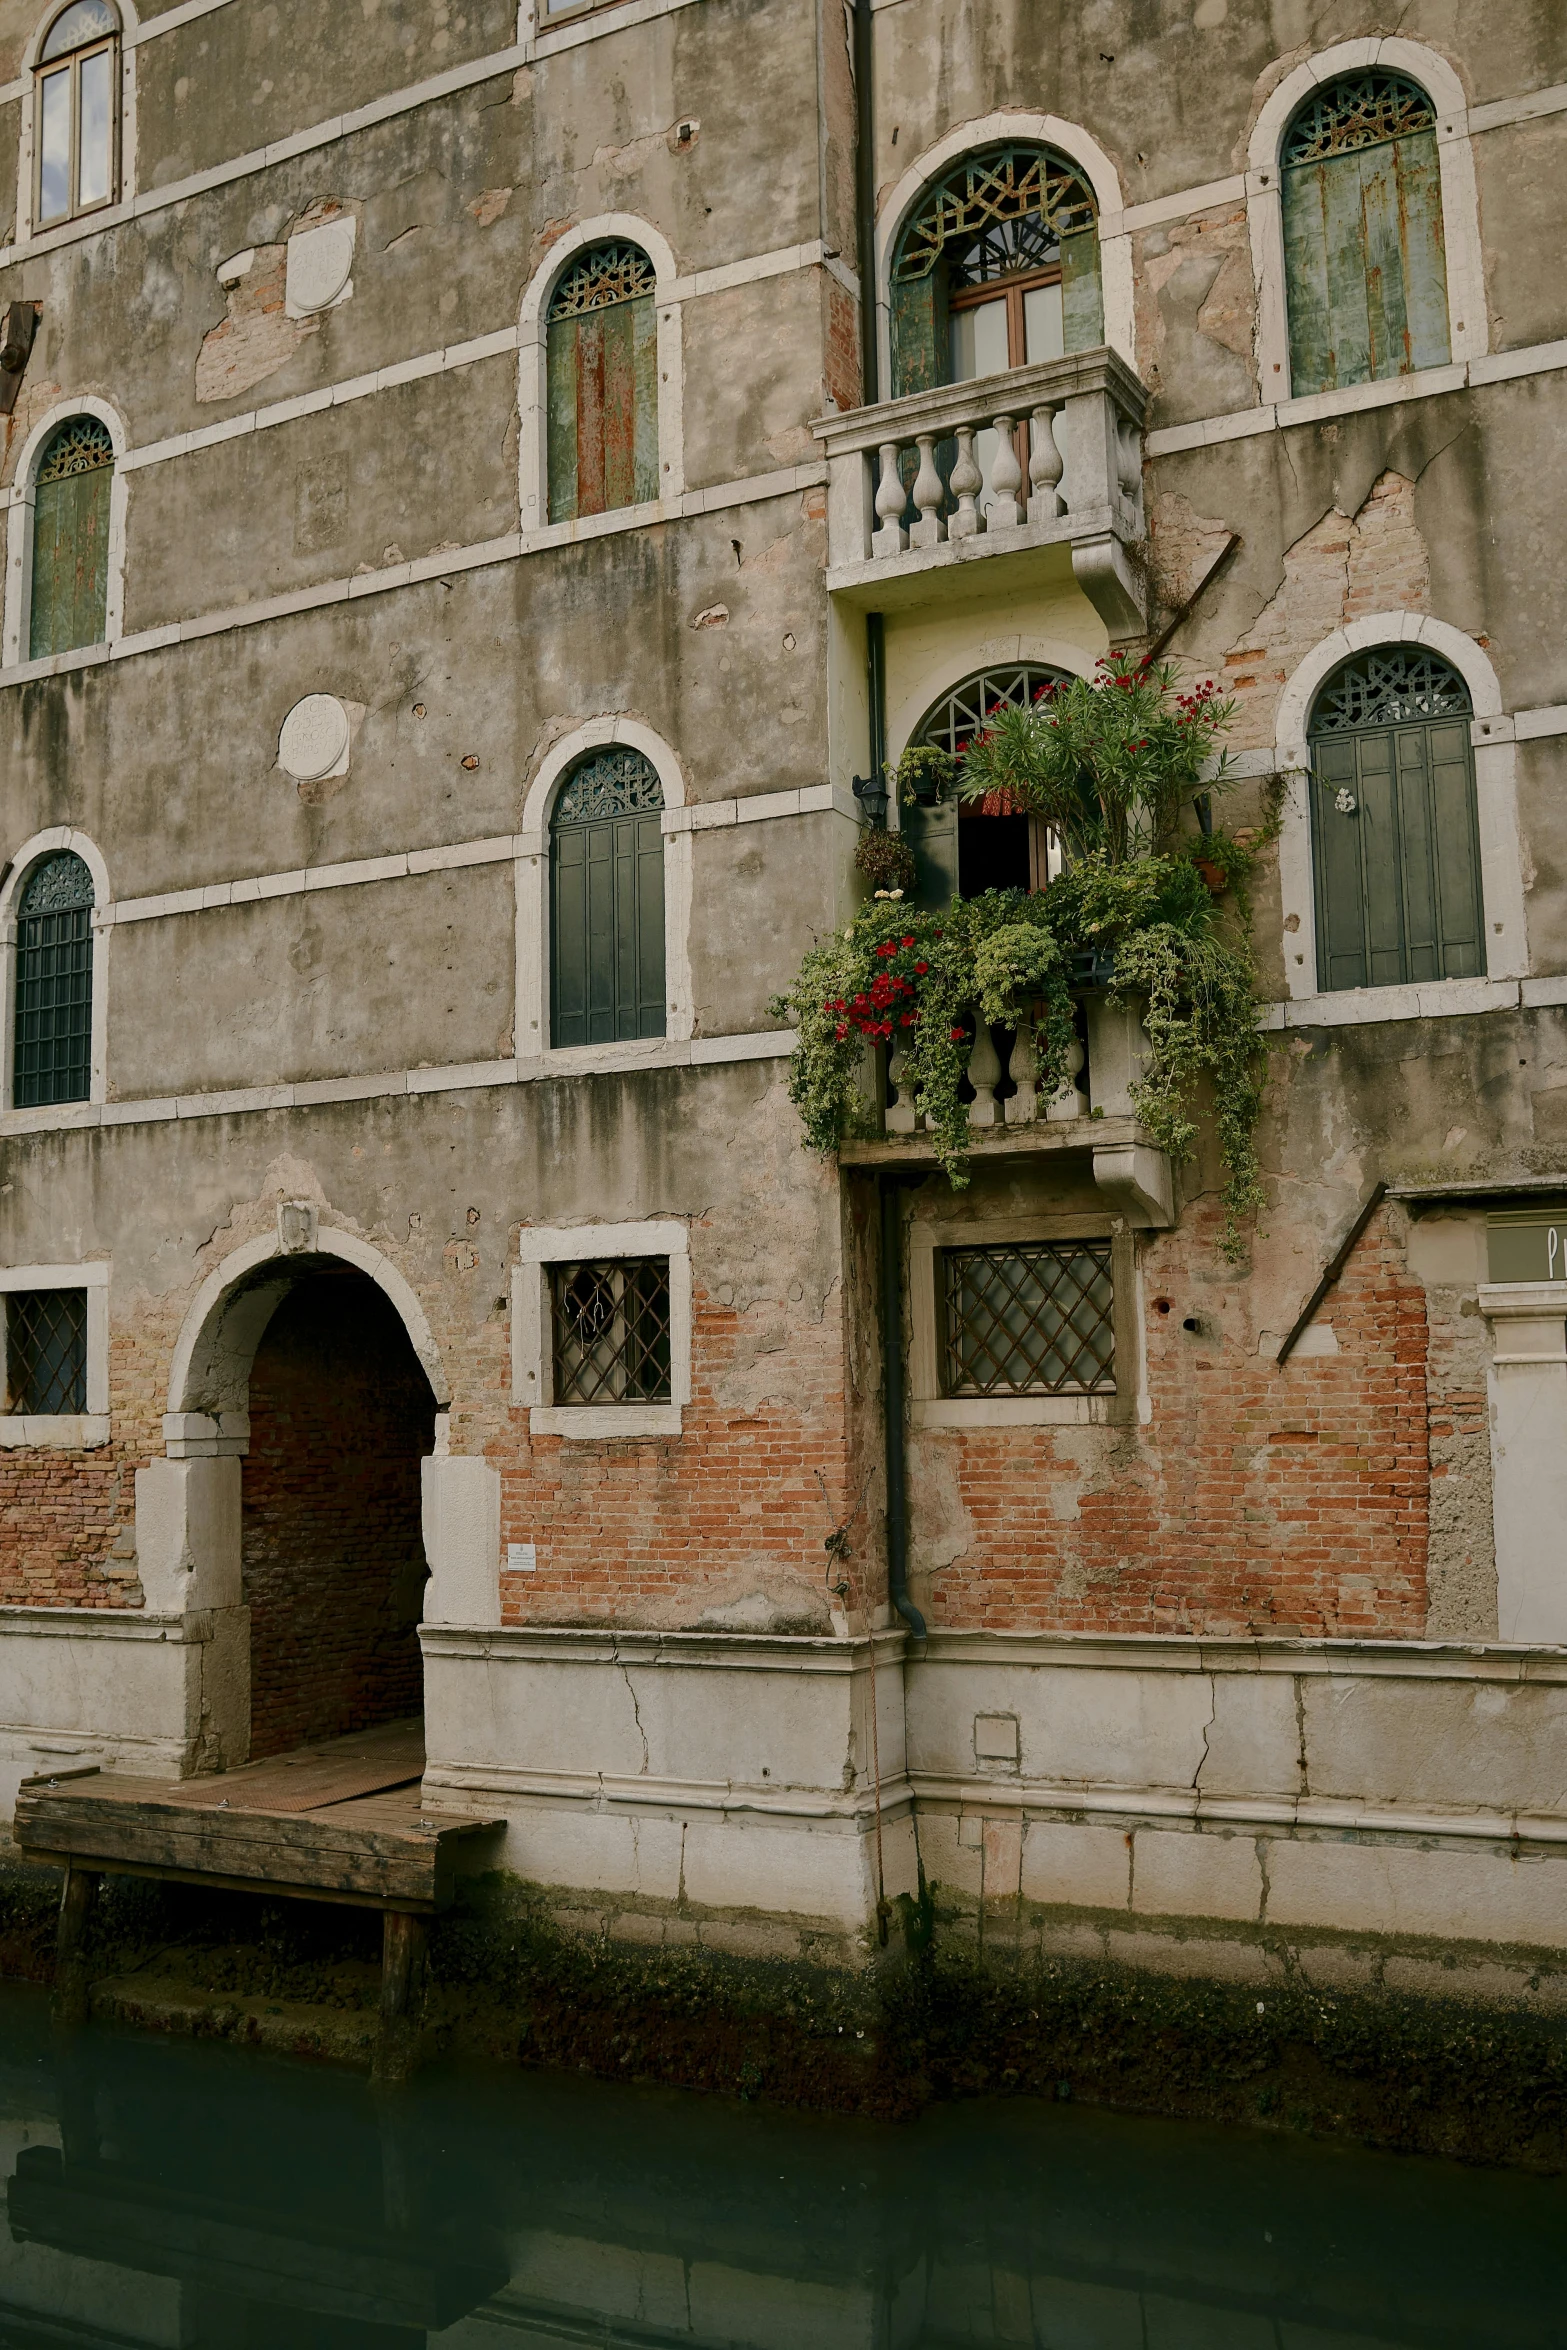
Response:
5,1288,87,1414
939,1241,1115,1397
549,1258,672,1405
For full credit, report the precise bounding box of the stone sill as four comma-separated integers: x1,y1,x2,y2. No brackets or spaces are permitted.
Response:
839,1111,1145,1169
917,1627,1567,1681
0,1415,110,1449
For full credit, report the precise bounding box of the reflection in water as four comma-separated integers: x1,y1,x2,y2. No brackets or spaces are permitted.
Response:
0,1982,1560,2347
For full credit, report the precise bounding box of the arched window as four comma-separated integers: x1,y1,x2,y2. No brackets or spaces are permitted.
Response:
902,663,1069,903
549,748,666,1046
29,415,113,658
546,242,659,525
890,145,1102,400
1282,71,1450,398
13,850,93,1107
34,0,119,228
1308,647,1482,993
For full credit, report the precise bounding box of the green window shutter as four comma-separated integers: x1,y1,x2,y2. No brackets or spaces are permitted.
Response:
1059,226,1103,352
549,750,666,1046
1309,648,1482,993
890,273,941,399
1282,74,1450,397
546,244,658,524
29,419,113,659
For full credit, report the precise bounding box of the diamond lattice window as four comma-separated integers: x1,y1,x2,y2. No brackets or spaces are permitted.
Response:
550,1259,672,1405
941,1241,1115,1397
5,1288,87,1414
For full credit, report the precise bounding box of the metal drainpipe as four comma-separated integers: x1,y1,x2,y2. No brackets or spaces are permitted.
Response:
880,1177,926,1639
852,0,878,408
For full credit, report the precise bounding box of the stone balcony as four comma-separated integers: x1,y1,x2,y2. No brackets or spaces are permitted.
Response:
812,347,1150,635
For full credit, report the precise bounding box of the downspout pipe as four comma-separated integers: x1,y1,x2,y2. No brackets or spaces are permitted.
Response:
880,1176,926,1639
852,0,878,408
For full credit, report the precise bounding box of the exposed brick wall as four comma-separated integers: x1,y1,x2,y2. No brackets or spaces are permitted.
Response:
494,1286,861,1631
0,1450,141,1607
921,1208,1431,1638
242,1271,436,1758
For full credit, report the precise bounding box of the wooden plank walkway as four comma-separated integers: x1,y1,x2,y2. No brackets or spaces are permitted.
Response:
12,1717,504,2078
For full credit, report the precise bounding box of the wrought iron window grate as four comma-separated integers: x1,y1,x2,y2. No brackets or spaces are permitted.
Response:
1310,648,1471,735
550,1258,672,1405
6,1288,87,1414
14,850,94,1108
918,664,1070,759
552,748,664,826
894,145,1098,286
941,1241,1115,1397
35,416,113,483
1283,71,1436,168
548,242,657,319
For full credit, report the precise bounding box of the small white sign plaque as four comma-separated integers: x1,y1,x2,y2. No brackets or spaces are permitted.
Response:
506,1542,537,1572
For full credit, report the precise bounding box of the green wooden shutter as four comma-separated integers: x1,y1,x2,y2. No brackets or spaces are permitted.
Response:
890,272,941,400
546,245,658,524
550,753,666,1046
1311,717,1484,993
30,457,110,659
1283,77,1450,397
1059,225,1104,352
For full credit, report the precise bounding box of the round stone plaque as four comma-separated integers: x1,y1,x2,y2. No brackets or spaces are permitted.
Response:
278,694,351,782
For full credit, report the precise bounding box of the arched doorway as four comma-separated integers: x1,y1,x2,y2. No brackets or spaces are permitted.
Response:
240,1260,437,1760
901,661,1070,904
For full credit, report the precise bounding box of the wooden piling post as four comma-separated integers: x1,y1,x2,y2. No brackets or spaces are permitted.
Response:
52,1863,101,2029
372,1909,428,2086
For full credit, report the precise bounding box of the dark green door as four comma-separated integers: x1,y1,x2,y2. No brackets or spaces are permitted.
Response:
549,749,666,1046
1309,652,1483,994
29,417,113,659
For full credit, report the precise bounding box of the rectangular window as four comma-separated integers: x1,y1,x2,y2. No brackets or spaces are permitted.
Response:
939,1240,1115,1397
1487,1208,1567,1285
76,45,113,210
549,1258,672,1405
4,1288,87,1414
38,68,70,225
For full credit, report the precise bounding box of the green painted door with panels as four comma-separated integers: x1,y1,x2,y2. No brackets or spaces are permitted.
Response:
29,416,113,660
1308,648,1483,993
549,748,666,1047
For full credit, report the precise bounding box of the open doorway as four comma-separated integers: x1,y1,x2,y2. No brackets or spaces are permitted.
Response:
240,1261,437,1762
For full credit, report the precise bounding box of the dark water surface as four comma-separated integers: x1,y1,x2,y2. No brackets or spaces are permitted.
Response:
0,1983,1560,2348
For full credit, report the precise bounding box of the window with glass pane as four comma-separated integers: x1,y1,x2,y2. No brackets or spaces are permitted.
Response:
890,144,1101,399
549,1259,672,1405
4,1289,87,1414
35,0,119,227
546,241,659,524
940,1241,1115,1397
902,664,1069,903
550,748,666,1046
29,415,113,659
13,850,93,1108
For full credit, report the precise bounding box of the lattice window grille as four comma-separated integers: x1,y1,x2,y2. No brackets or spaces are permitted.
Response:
5,1288,87,1414
14,850,94,1109
1310,648,1472,735
40,0,117,61
941,1241,1115,1397
547,242,658,320
19,851,94,916
550,1258,672,1405
36,416,113,484
552,748,665,827
1282,72,1436,168
917,665,1070,759
894,146,1098,286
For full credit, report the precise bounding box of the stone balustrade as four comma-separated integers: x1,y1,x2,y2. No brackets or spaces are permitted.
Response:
812,347,1151,635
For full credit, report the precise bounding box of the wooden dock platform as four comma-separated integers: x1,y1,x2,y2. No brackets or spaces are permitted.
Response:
13,1718,503,2076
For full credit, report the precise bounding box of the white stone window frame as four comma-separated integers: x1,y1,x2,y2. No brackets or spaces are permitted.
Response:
512,1219,691,1440
517,215,684,543
873,112,1135,394
1478,1283,1567,1646
16,0,139,250
909,1212,1145,1431
0,1257,109,1447
2,396,130,671
516,717,694,1063
1271,615,1527,1018
1246,39,1487,407
0,826,112,1108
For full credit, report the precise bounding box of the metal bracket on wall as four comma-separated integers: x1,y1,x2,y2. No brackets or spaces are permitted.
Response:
1275,1179,1387,1367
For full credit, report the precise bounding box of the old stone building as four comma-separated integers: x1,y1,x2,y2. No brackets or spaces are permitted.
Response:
1,0,1566,2003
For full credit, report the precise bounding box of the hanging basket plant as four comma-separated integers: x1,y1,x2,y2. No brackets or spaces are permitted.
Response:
853,826,918,895
771,655,1276,1260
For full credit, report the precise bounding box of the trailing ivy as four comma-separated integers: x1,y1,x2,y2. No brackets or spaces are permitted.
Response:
773,657,1274,1258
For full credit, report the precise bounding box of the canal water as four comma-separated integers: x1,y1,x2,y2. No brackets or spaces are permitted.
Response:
0,1982,1559,2348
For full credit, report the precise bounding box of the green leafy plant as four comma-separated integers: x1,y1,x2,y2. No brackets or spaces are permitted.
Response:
895,743,957,808
853,826,918,894
773,662,1271,1258
957,652,1234,862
